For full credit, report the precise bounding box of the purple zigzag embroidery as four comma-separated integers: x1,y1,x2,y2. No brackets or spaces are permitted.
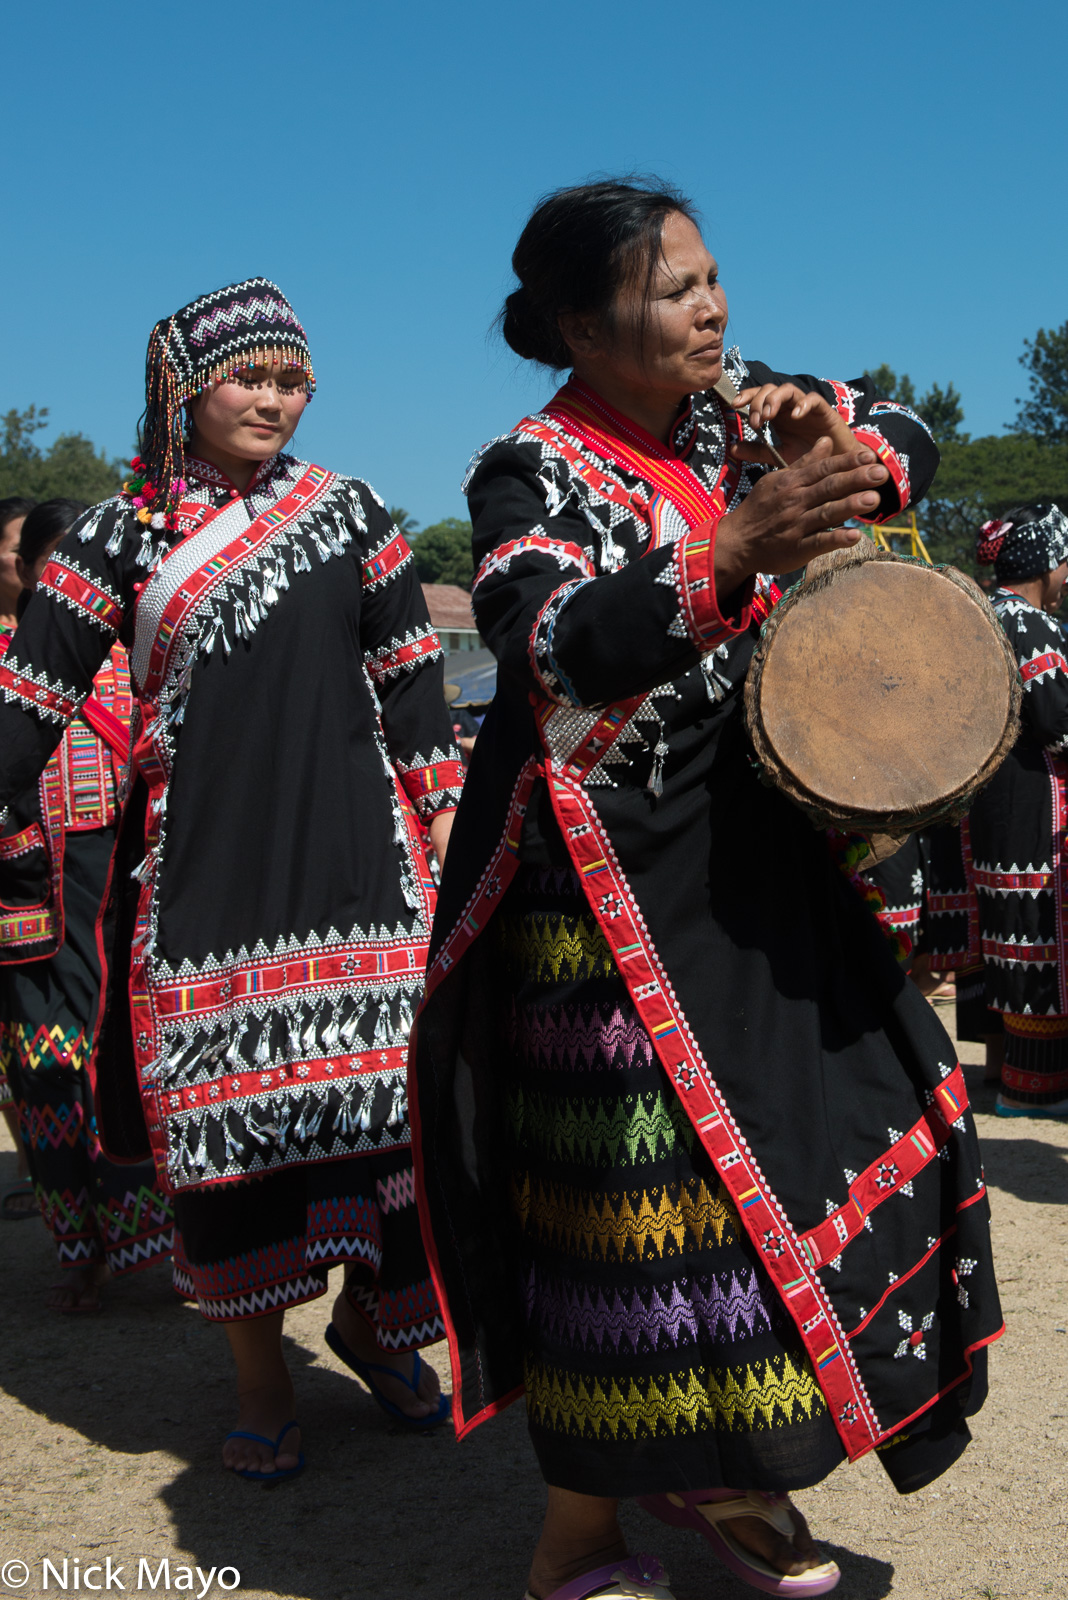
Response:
526,1268,775,1352
513,1003,654,1073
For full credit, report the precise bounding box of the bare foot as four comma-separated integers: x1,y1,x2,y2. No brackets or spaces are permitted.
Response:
330,1288,441,1419
223,1380,302,1477
713,1497,825,1576
46,1265,106,1313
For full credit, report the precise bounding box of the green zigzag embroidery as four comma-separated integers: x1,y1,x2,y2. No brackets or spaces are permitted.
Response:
508,1086,696,1166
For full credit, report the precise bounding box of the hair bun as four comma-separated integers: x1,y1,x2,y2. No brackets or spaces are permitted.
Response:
976,518,1012,564
500,287,538,360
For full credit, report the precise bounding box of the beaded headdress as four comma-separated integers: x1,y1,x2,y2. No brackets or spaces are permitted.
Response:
976,502,1068,583
131,277,315,528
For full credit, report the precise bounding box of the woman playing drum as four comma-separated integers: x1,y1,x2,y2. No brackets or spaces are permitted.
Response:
412,179,1002,1599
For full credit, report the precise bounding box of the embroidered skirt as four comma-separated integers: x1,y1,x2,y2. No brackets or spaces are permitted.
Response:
1000,1014,1068,1107
0,830,174,1275
172,1146,445,1345
497,864,846,1498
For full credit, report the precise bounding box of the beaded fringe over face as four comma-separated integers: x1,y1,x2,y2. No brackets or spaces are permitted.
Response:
136,277,315,523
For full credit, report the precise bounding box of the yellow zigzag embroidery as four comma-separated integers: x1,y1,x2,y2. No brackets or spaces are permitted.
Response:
526,1352,826,1438
508,1086,696,1166
498,913,614,984
512,1173,738,1259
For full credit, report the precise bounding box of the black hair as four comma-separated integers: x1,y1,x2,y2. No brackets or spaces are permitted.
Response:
500,177,700,370
0,496,36,536
17,499,88,567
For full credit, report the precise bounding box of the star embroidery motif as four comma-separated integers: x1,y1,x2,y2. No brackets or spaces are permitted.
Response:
762,1230,786,1258
953,1256,977,1308
838,1402,858,1426
674,1063,697,1090
875,1160,900,1191
894,1307,934,1359
599,892,623,919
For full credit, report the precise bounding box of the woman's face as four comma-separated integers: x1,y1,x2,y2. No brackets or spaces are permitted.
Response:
1042,560,1068,612
188,354,309,463
0,514,27,612
16,533,64,590
570,211,729,402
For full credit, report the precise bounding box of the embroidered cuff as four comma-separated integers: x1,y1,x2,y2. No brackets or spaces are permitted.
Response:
400,759,466,820
672,519,754,650
850,427,910,522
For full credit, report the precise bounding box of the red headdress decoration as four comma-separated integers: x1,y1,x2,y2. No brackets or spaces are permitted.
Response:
976,518,1012,564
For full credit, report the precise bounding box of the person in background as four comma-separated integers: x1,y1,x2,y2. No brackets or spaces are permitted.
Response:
445,682,480,761
0,496,37,1217
0,500,174,1305
926,821,1004,1084
970,503,1068,1117
0,279,463,1479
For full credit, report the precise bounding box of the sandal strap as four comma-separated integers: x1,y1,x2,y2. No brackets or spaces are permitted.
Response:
529,1554,673,1600
684,1491,796,1540
356,1350,421,1395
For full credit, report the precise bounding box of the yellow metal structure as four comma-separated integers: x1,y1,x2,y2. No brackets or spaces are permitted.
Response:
868,510,932,564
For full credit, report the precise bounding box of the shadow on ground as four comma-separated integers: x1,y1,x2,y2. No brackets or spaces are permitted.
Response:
978,1136,1068,1206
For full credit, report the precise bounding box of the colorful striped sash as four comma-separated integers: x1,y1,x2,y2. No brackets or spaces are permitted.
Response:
541,379,741,532
133,462,335,695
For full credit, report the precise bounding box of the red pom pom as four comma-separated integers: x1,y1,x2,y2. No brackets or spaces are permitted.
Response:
976,518,1012,563
141,482,156,500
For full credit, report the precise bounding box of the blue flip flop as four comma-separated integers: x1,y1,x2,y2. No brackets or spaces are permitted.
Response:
225,1419,305,1482
325,1321,450,1431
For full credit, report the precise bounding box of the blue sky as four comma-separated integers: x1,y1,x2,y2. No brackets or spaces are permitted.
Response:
3,1,1065,525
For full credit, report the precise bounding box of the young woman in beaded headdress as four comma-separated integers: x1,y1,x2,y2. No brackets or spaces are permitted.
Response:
0,500,174,1303
0,279,464,1476
968,502,1068,1118
412,181,1002,1600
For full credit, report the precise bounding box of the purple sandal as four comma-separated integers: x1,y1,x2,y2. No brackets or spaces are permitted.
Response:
638,1490,840,1596
522,1552,674,1600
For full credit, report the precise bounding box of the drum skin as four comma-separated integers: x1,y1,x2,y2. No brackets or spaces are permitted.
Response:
745,544,1021,835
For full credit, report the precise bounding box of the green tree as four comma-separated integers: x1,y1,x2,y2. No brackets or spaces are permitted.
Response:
389,506,420,538
1013,320,1068,443
0,404,124,503
866,365,916,408
915,381,965,445
919,434,1068,572
410,518,474,588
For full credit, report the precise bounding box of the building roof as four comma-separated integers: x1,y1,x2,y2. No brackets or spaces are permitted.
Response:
421,583,477,630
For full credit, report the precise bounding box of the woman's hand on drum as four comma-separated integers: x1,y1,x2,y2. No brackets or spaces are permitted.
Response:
730,383,856,465
713,436,888,603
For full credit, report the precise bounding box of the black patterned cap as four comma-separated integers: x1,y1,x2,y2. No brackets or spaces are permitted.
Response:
151,277,315,402
977,502,1068,582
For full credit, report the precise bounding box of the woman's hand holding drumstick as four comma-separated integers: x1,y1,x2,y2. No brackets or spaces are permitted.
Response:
730,382,858,465
713,435,887,604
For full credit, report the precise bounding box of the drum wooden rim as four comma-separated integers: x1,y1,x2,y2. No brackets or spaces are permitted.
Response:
744,548,1022,833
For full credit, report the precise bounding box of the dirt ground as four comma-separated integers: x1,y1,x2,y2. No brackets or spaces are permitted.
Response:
0,996,1065,1600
